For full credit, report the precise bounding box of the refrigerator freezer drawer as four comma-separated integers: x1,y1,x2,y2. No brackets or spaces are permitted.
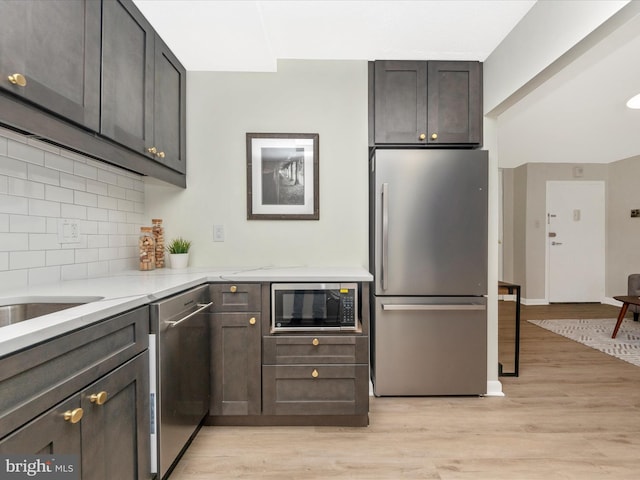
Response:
372,296,487,396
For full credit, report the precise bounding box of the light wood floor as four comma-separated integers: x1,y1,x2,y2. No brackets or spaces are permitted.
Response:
169,302,640,479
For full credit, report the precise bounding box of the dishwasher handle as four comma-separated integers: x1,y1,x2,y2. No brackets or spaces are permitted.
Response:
166,302,213,328
382,304,486,311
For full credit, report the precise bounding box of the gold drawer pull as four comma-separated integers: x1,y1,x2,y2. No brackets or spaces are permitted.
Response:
419,133,426,140
311,369,319,378
249,317,256,325
89,391,108,405
8,73,27,87
312,338,319,346
147,146,157,154
230,285,237,293
63,408,83,424
431,133,438,140
156,151,165,159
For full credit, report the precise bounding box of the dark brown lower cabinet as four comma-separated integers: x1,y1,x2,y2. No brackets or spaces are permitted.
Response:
0,353,150,480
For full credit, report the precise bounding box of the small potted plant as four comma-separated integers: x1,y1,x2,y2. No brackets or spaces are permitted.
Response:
166,237,192,269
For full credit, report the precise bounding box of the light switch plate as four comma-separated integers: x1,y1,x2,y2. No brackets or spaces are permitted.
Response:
213,224,225,242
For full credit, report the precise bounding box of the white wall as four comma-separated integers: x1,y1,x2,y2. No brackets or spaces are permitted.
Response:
145,60,369,269
0,127,145,292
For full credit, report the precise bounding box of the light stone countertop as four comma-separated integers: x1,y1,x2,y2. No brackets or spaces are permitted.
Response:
0,266,372,358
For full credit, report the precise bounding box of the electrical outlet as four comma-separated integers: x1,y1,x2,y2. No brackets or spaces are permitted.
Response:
631,209,640,218
58,219,80,243
213,224,225,242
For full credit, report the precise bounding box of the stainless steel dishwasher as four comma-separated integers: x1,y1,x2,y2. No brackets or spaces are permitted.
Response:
149,285,211,479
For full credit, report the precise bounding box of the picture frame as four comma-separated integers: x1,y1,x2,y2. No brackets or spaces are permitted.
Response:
246,133,319,220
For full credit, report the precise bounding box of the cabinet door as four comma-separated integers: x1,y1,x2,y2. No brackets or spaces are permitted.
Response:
81,353,151,480
0,396,82,458
374,60,428,144
0,0,101,130
101,0,154,157
210,313,261,415
153,37,187,174
427,61,482,145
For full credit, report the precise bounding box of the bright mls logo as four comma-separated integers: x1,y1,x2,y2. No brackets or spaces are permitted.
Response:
0,455,78,480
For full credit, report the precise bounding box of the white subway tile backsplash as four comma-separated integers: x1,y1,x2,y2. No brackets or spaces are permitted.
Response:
74,162,98,180
29,233,62,250
87,261,109,277
108,184,126,200
8,177,45,199
10,215,46,233
8,140,45,165
28,266,62,285
44,152,75,174
1,129,145,286
97,195,118,210
60,204,87,220
0,269,28,290
45,185,74,204
10,250,46,269
60,172,86,191
0,156,28,180
46,249,75,266
88,234,109,248
0,194,29,214
74,190,98,207
97,169,118,186
87,207,109,222
75,248,99,263
28,163,60,186
0,233,28,251
29,198,61,217
86,179,109,196
61,263,87,281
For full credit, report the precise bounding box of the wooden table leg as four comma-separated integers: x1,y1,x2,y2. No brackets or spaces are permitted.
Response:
612,302,629,339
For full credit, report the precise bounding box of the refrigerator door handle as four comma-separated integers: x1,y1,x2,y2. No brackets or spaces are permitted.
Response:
382,304,486,311
381,182,389,290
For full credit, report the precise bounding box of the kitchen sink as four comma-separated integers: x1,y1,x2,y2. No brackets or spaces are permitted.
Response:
0,297,104,327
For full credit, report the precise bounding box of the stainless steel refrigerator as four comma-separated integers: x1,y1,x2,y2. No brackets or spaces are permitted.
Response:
369,149,488,396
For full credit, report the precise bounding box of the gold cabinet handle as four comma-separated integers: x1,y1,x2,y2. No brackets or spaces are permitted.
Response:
311,369,319,378
89,391,108,405
431,133,438,140
419,133,426,140
63,408,83,424
249,317,256,325
230,285,237,293
8,73,27,87
156,151,165,159
147,146,157,154
312,338,319,346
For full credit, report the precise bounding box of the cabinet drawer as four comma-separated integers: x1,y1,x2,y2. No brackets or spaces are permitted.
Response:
263,336,368,365
209,283,261,312
262,364,368,416
0,306,149,438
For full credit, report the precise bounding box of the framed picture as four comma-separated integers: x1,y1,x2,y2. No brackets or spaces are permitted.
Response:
246,133,319,220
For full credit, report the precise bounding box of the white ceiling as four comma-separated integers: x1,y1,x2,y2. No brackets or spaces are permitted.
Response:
132,0,536,71
133,0,640,167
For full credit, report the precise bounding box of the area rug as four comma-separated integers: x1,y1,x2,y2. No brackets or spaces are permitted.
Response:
528,318,640,367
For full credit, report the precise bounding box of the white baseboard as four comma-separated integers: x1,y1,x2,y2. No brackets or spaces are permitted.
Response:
521,298,548,306
484,380,504,397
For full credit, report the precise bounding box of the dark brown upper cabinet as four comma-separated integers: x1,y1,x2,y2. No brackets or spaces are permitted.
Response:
372,60,482,147
101,0,186,174
0,0,101,131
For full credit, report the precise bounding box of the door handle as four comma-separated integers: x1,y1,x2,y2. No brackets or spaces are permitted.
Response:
166,302,213,327
382,304,486,311
551,241,563,246
381,183,389,291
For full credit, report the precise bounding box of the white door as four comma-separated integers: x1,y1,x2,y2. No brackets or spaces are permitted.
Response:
546,181,605,303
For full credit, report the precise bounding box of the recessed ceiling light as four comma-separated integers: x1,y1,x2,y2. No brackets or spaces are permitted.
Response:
627,93,640,109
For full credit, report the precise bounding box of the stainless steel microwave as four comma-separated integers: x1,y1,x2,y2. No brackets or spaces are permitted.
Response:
271,283,358,332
